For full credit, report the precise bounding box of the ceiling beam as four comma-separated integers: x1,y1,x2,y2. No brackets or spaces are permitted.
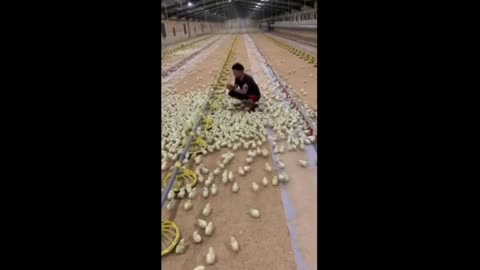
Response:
162,0,310,11
232,1,294,12
161,0,180,8
170,0,299,18
235,0,301,9
188,15,226,21
170,0,229,17
188,15,225,21
186,4,258,19
167,0,227,16
186,6,229,18
164,0,309,20
258,0,307,5
183,2,229,20
223,3,290,19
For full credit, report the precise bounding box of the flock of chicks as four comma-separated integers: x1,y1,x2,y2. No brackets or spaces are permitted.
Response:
161,35,317,269
162,94,315,268
161,85,317,170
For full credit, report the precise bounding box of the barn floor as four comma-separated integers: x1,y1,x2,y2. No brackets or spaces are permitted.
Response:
161,32,317,270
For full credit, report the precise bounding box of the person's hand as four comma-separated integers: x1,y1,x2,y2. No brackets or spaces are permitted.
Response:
226,84,234,91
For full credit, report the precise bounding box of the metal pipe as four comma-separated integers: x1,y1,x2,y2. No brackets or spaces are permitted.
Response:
271,24,317,30
272,23,317,29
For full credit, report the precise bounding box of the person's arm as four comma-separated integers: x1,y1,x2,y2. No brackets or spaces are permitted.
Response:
235,83,248,95
241,83,249,95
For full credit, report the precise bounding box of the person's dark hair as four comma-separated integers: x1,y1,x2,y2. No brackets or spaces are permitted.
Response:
232,63,244,71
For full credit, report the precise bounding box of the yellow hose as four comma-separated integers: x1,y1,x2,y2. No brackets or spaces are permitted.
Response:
161,220,180,256
162,167,198,192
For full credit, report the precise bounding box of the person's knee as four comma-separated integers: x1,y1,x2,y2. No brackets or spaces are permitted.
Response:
228,92,243,100
248,95,260,103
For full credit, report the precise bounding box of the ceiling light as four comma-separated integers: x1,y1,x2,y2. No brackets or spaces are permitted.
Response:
187,2,193,6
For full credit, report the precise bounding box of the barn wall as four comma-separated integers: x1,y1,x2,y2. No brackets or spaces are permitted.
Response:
161,19,224,46
223,19,260,33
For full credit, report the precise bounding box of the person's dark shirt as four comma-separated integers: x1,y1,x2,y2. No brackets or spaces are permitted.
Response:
234,74,260,97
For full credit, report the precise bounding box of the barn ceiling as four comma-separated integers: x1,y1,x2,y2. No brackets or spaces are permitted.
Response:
161,0,315,21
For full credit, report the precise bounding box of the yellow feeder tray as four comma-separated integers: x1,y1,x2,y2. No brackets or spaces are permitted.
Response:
193,137,207,152
188,137,208,155
209,102,219,111
202,118,214,129
162,167,198,193
161,220,180,256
